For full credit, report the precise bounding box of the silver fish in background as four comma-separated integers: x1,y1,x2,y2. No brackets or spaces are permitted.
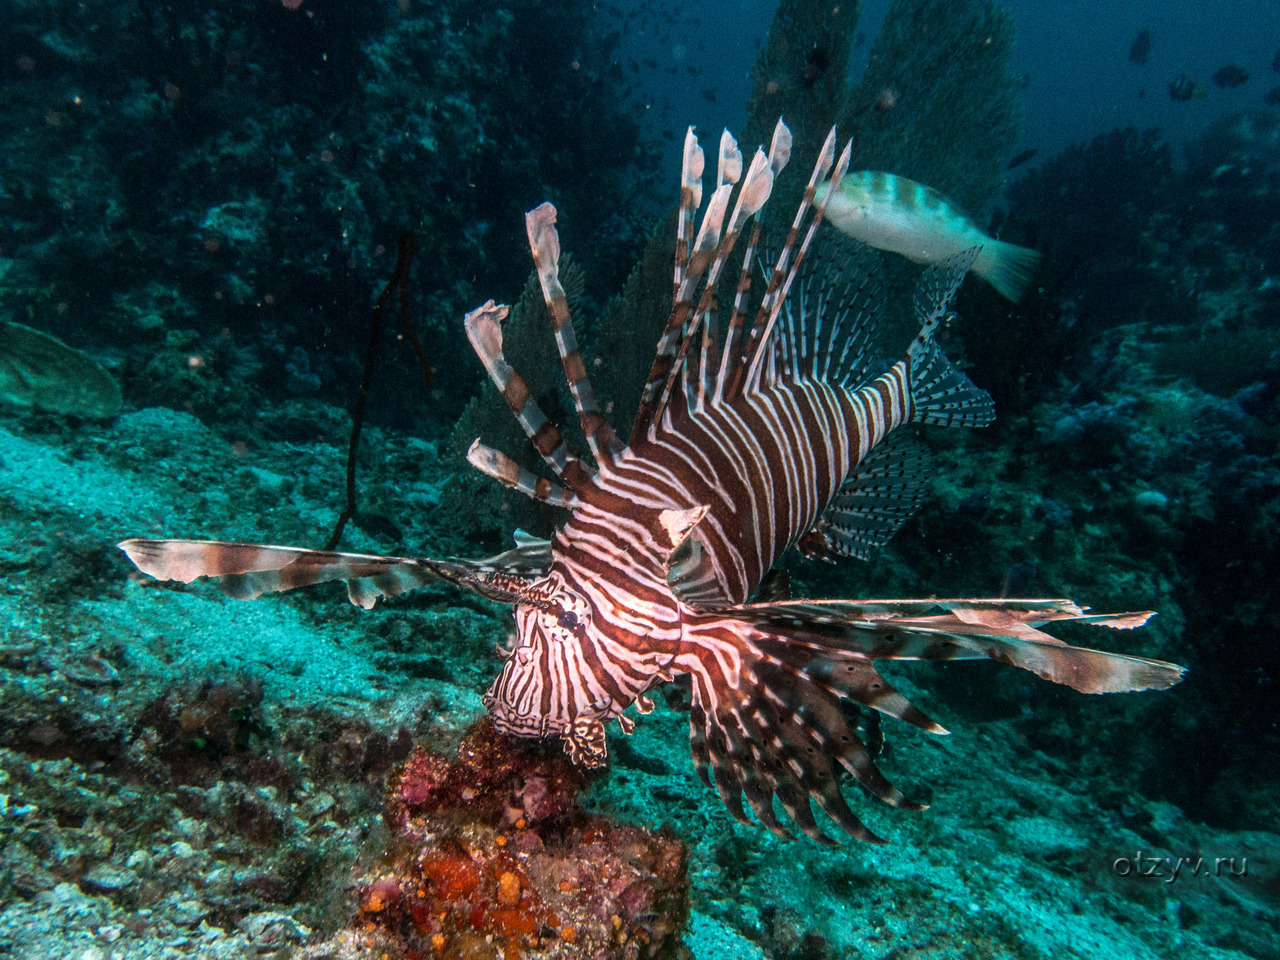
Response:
823,170,1042,301
119,120,1182,845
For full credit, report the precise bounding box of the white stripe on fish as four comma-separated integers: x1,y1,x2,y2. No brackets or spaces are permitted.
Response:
823,171,1040,301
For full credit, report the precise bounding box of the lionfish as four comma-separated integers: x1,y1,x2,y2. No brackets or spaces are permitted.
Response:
120,121,1184,845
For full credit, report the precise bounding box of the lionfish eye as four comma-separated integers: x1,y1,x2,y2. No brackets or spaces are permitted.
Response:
557,609,579,629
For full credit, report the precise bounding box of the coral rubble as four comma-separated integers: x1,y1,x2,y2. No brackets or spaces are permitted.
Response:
355,720,689,960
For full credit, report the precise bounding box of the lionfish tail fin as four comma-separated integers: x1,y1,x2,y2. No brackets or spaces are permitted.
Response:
906,337,995,428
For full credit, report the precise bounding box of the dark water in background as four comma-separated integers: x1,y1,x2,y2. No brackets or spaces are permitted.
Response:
626,0,1280,171
1,0,1278,957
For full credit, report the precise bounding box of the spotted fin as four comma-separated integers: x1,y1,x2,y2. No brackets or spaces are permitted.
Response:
906,249,996,429
799,431,931,562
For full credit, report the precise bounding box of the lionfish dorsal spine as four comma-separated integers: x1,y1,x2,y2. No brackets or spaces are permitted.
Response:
524,203,624,464
741,130,852,395
667,144,778,415
465,439,579,508
463,300,596,497
715,119,792,404
672,126,706,300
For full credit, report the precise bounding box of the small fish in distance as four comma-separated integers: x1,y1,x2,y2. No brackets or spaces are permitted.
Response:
1212,64,1250,88
1169,74,1207,101
822,171,1041,301
1006,148,1038,171
1129,29,1152,66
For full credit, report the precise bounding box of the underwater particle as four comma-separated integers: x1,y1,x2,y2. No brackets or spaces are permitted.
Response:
0,321,121,418
1134,490,1169,512
496,870,520,906
1169,74,1207,101
1212,64,1250,88
1129,29,1152,65
281,0,303,8
15,54,36,73
361,876,402,913
874,86,899,112
1265,86,1280,106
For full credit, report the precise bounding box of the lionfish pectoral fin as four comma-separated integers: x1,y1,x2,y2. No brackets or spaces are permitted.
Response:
117,538,543,610
117,539,440,608
680,614,928,845
720,598,1185,695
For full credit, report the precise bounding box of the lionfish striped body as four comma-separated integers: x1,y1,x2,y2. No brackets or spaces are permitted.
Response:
120,121,1184,844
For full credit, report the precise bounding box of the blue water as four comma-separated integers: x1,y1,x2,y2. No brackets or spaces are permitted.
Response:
626,0,1280,169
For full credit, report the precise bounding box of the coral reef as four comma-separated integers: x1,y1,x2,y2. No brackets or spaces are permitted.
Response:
0,0,1277,953
840,0,1022,215
1,359,1277,957
743,0,865,168
355,719,688,960
745,0,1022,221
0,0,656,433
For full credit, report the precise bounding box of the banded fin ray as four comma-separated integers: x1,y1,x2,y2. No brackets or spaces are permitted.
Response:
799,431,932,562
680,611,936,846
117,534,552,609
525,203,625,464
716,598,1183,694
466,440,578,508
463,301,596,496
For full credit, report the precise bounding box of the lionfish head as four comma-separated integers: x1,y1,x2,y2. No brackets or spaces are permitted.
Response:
482,570,595,740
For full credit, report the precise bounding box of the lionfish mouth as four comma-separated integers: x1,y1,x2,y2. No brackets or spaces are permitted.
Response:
482,692,566,739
